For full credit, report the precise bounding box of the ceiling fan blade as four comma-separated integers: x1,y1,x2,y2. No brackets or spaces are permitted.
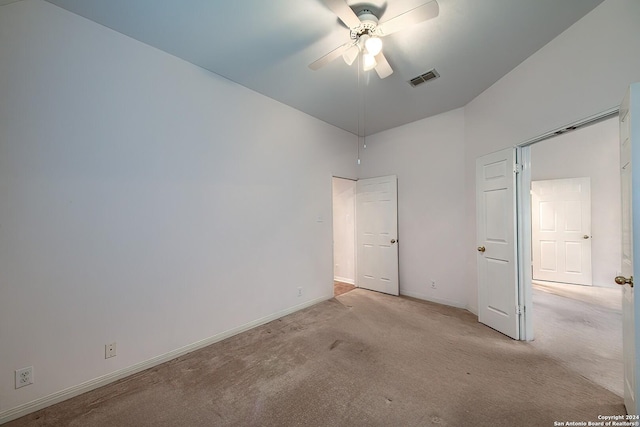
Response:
342,44,360,66
374,52,393,79
376,1,439,37
309,43,353,70
322,0,362,29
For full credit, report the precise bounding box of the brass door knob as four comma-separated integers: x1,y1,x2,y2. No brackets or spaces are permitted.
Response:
615,276,634,287
391,239,396,244
477,246,486,253
583,235,590,239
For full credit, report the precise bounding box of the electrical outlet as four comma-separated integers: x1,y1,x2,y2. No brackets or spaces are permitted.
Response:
105,342,117,359
431,280,437,289
15,366,34,389
297,287,303,297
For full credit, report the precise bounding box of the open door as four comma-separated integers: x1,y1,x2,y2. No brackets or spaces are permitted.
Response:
356,175,399,295
476,148,520,339
618,84,638,415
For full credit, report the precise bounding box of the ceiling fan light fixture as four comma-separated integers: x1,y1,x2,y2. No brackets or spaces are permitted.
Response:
311,0,441,78
359,34,370,47
363,52,377,71
365,36,382,56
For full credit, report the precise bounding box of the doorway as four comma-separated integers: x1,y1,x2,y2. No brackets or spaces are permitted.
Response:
525,115,623,396
332,177,356,297
332,175,400,297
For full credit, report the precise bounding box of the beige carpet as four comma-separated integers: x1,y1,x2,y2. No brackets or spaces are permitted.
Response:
7,289,624,426
531,281,623,396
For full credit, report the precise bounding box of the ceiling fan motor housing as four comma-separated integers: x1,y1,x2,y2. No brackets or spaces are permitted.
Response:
350,9,379,39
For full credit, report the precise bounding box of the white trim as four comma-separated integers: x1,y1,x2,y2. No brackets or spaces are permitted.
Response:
517,146,534,341
400,290,467,310
517,107,619,148
334,276,355,285
0,295,332,425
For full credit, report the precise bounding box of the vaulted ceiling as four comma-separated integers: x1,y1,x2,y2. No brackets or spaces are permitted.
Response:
43,0,604,136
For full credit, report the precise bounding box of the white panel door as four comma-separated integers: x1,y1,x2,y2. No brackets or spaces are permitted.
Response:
531,178,592,285
619,86,637,415
476,148,519,339
356,175,399,295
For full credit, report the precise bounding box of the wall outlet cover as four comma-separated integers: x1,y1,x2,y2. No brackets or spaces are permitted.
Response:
105,342,117,359
15,366,34,389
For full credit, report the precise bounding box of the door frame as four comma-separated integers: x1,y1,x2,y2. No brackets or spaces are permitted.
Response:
515,107,619,341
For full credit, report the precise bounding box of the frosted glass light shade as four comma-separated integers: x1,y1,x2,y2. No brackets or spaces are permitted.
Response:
365,37,382,56
363,53,377,71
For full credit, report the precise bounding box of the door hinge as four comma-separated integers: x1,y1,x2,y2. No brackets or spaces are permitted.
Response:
516,305,524,315
514,164,523,174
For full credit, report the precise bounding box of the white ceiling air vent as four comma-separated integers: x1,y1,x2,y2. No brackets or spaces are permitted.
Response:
409,69,440,87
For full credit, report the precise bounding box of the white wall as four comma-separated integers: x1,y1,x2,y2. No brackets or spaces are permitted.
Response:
464,0,640,313
332,178,356,284
0,0,357,417
531,117,621,288
359,108,467,307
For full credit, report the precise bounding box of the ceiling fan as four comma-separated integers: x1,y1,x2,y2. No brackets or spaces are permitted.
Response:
309,0,439,79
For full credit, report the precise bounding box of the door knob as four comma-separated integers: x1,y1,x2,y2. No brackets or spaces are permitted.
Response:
615,275,634,287
390,239,396,244
583,235,590,239
477,246,486,253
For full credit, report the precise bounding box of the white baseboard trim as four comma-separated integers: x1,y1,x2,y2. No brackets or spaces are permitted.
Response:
0,295,331,425
400,290,467,310
333,276,354,285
